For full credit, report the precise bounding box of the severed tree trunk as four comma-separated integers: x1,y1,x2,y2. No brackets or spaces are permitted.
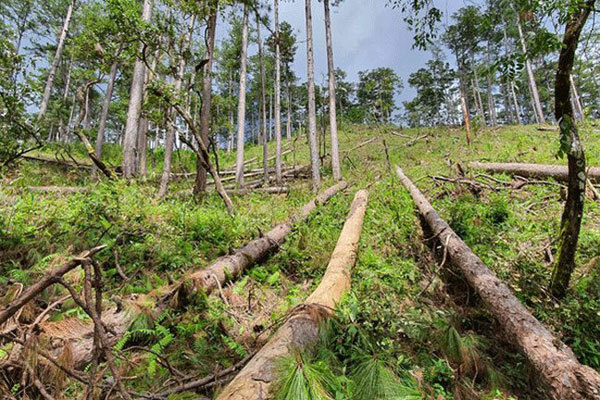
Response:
93,61,118,175
274,0,284,184
217,189,368,400
550,1,595,299
516,12,546,124
234,4,250,188
158,15,195,198
395,166,600,400
38,0,74,121
122,0,153,178
193,3,218,196
256,12,269,186
468,161,600,184
305,0,321,191
323,0,341,181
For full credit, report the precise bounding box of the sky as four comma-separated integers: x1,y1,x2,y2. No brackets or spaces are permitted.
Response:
227,0,469,105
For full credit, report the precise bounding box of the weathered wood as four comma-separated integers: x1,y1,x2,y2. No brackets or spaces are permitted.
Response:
22,154,92,170
0,246,106,326
395,166,600,400
217,189,368,400
26,186,91,194
469,161,600,184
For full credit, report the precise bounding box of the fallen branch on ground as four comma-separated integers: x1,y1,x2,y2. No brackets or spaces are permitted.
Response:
396,166,600,400
26,186,91,194
469,161,600,184
216,189,369,400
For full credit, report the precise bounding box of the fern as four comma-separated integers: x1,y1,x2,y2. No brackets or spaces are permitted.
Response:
148,324,174,376
221,335,247,358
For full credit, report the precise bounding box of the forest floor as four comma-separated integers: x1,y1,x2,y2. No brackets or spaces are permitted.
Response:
1,123,599,399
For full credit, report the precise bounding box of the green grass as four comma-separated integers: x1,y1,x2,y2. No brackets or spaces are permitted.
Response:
0,122,599,398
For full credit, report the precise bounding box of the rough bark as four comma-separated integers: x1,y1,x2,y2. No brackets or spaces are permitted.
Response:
235,5,250,188
38,0,74,120
194,4,217,195
549,2,595,299
274,0,284,184
516,12,545,124
217,189,368,400
468,161,600,184
305,0,321,191
122,0,153,178
93,61,118,175
158,16,195,198
323,0,341,181
395,166,600,400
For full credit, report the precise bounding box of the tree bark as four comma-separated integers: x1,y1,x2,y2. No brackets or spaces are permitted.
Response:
92,61,118,175
194,5,218,196
234,4,250,188
256,12,269,186
305,0,321,191
460,85,472,145
216,189,368,400
510,80,523,125
468,161,600,184
395,166,600,400
274,0,284,184
323,0,341,181
158,15,195,198
549,1,595,299
516,13,546,124
287,78,292,141
38,0,74,121
122,0,153,178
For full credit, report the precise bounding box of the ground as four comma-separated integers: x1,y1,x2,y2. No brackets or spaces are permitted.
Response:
0,123,599,399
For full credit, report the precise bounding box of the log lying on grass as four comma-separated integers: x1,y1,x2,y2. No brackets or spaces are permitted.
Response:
26,186,91,194
216,189,369,400
28,181,348,371
395,166,600,400
22,154,93,170
469,161,600,184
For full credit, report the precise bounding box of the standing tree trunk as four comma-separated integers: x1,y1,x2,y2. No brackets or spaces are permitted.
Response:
93,61,118,175
38,0,74,121
323,0,341,181
122,0,153,178
234,4,250,188
158,16,195,198
274,0,283,184
305,0,321,191
256,12,269,185
510,80,523,125
57,54,74,141
286,78,292,141
516,12,546,124
194,3,218,196
549,1,594,299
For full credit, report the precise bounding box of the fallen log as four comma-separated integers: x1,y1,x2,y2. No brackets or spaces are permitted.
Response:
227,186,289,196
0,246,106,326
469,161,600,184
395,166,600,400
31,182,348,371
216,189,369,400
26,186,91,194
22,154,93,170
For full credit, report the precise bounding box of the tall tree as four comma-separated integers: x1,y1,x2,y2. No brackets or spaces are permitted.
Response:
38,0,75,121
273,0,283,184
256,11,269,185
305,0,321,191
122,0,153,178
322,0,341,181
93,60,118,175
235,4,250,188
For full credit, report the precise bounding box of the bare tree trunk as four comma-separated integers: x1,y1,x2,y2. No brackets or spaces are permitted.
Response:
93,61,118,175
550,2,595,299
122,0,153,178
216,189,368,400
570,75,584,122
396,166,600,400
472,74,486,124
286,78,292,141
57,54,74,141
256,13,269,186
305,0,321,191
194,3,218,196
509,80,523,125
516,13,546,124
459,78,472,145
234,4,250,188
486,74,498,126
227,72,234,153
274,0,283,184
38,0,74,121
158,16,195,198
323,0,341,181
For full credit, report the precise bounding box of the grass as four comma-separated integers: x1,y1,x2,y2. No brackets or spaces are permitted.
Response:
0,122,599,398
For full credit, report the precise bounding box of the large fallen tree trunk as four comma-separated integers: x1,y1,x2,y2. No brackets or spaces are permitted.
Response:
469,161,600,184
26,182,348,371
395,166,600,400
216,189,368,400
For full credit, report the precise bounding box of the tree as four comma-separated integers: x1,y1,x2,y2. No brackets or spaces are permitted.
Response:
305,0,321,191
235,3,250,188
356,67,402,124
